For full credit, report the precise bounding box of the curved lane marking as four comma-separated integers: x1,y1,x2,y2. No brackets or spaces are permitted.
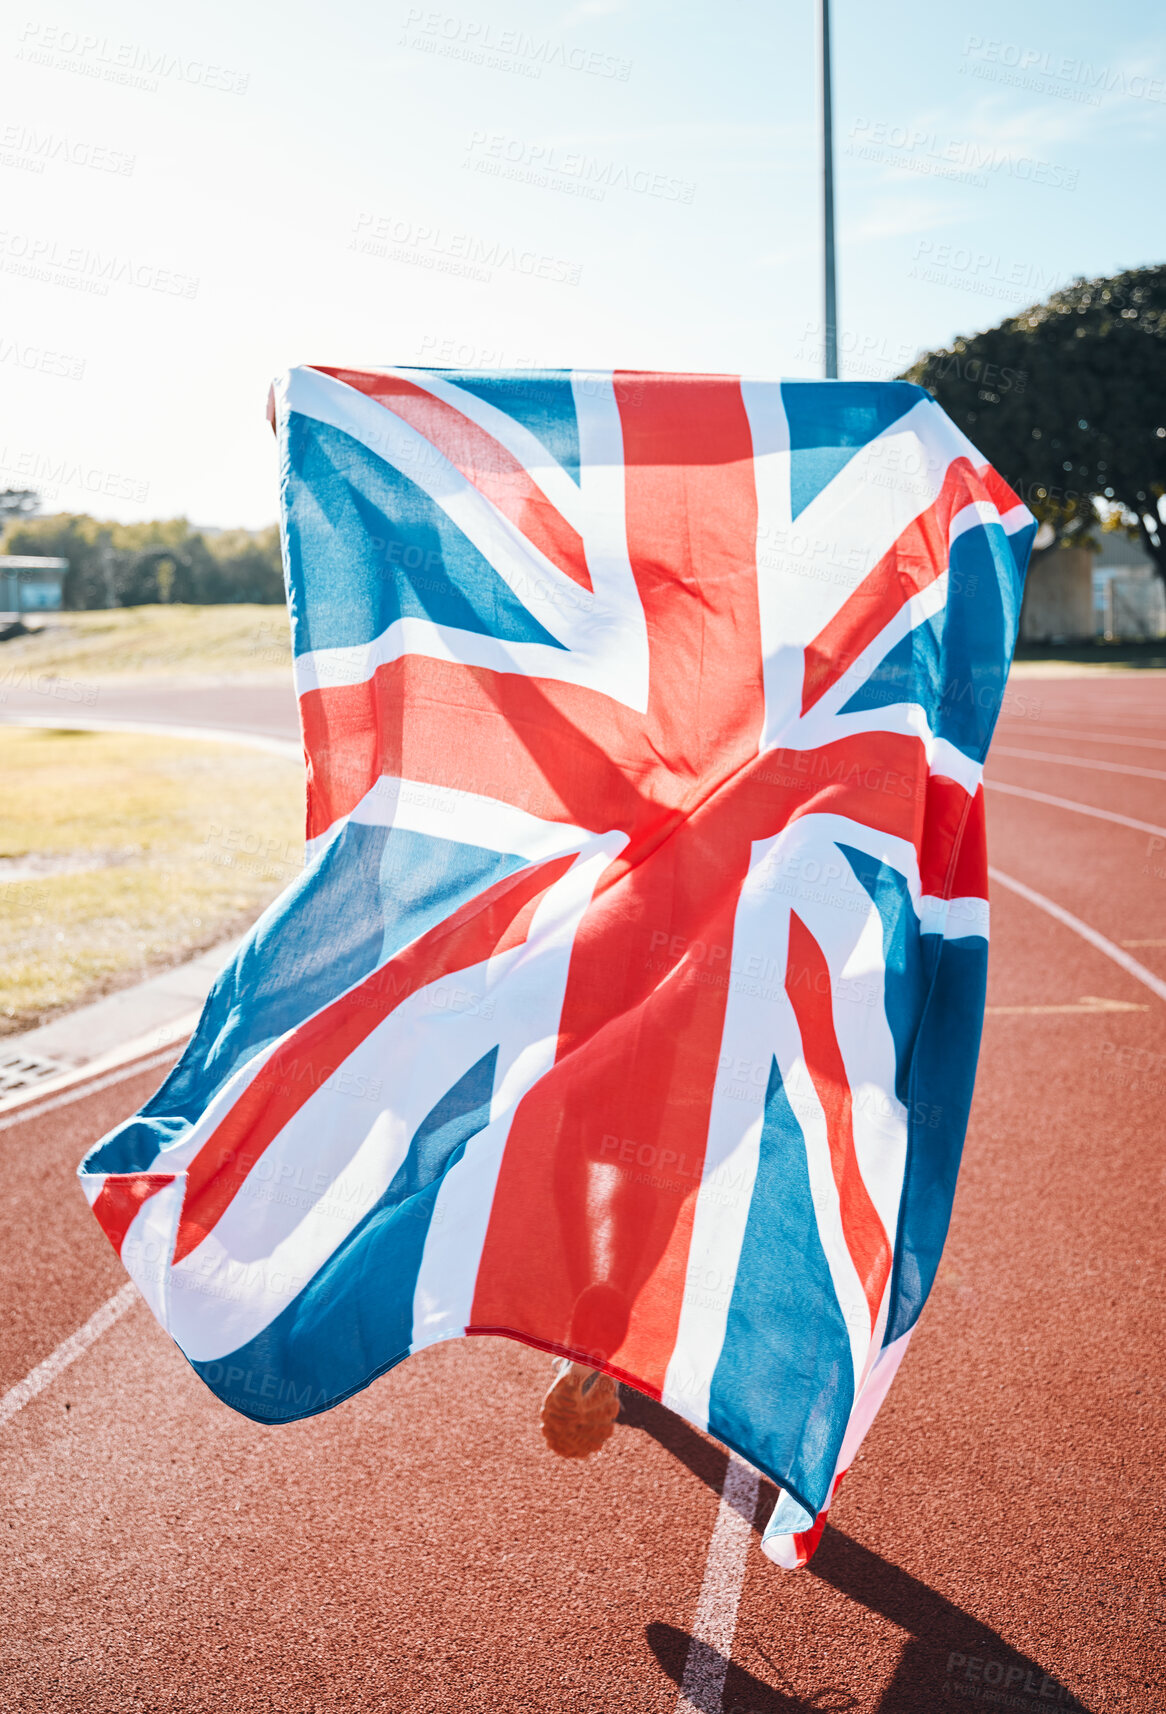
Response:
992,745,1166,784
988,867,1166,1005
0,714,300,760
985,998,1145,1014
997,724,1166,752
983,780,1166,842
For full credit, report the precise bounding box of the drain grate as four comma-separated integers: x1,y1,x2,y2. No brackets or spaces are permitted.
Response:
0,1048,70,1096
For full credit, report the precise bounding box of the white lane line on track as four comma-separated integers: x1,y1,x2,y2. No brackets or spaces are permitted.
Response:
985,998,1146,1014
0,1282,137,1428
675,1454,760,1714
0,1046,182,1134
983,779,1166,841
997,724,1166,752
0,714,301,760
992,745,1166,783
988,868,1166,1005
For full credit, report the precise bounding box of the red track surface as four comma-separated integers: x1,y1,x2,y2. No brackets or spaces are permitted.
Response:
2,673,1163,1713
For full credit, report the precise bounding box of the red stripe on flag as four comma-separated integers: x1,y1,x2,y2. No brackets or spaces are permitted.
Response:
312,367,593,591
297,656,649,845
750,730,926,850
170,853,577,1266
91,1173,176,1257
947,783,987,903
800,457,1000,716
469,375,764,1396
917,776,988,904
785,912,891,1327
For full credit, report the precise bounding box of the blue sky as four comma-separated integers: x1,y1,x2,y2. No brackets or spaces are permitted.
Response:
2,0,1163,525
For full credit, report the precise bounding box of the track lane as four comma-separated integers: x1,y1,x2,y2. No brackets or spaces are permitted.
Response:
731,879,1163,1714
3,1297,720,1714
983,791,1164,967
2,673,1162,1711
994,723,1166,752
0,1065,176,1392
992,744,1166,783
983,779,1166,844
987,757,1166,828
988,869,1166,1001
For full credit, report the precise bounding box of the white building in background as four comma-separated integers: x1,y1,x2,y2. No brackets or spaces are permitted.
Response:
0,554,68,617
1092,532,1166,640
1020,529,1166,644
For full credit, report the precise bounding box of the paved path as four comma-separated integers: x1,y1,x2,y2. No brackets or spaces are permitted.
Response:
2,675,1162,1712
0,674,301,745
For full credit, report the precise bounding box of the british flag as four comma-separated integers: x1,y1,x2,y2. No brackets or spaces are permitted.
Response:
79,365,1033,1567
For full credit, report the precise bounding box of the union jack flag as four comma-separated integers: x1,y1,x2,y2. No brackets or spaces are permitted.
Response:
79,366,1033,1567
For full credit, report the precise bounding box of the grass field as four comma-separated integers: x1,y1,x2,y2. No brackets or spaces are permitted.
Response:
0,605,291,680
0,727,303,1035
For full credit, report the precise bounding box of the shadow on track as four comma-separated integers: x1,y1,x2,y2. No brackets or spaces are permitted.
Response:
619,1389,1091,1714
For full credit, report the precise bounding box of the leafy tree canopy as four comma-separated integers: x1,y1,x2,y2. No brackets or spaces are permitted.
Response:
0,512,283,608
903,264,1166,581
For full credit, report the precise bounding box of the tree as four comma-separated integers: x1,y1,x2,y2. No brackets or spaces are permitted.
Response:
0,514,118,608
202,526,285,604
0,513,284,607
902,264,1166,584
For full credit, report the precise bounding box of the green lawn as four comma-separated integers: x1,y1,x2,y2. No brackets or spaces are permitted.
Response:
1,727,304,1035
0,604,291,680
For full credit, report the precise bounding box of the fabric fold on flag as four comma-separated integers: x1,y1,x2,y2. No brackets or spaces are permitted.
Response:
79,365,1033,1565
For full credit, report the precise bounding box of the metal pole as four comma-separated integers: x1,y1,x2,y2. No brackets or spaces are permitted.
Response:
821,0,838,379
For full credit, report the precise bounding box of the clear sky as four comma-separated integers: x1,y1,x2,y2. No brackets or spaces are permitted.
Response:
2,0,1163,527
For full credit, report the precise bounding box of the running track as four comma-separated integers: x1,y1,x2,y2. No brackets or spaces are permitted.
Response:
2,673,1162,1713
